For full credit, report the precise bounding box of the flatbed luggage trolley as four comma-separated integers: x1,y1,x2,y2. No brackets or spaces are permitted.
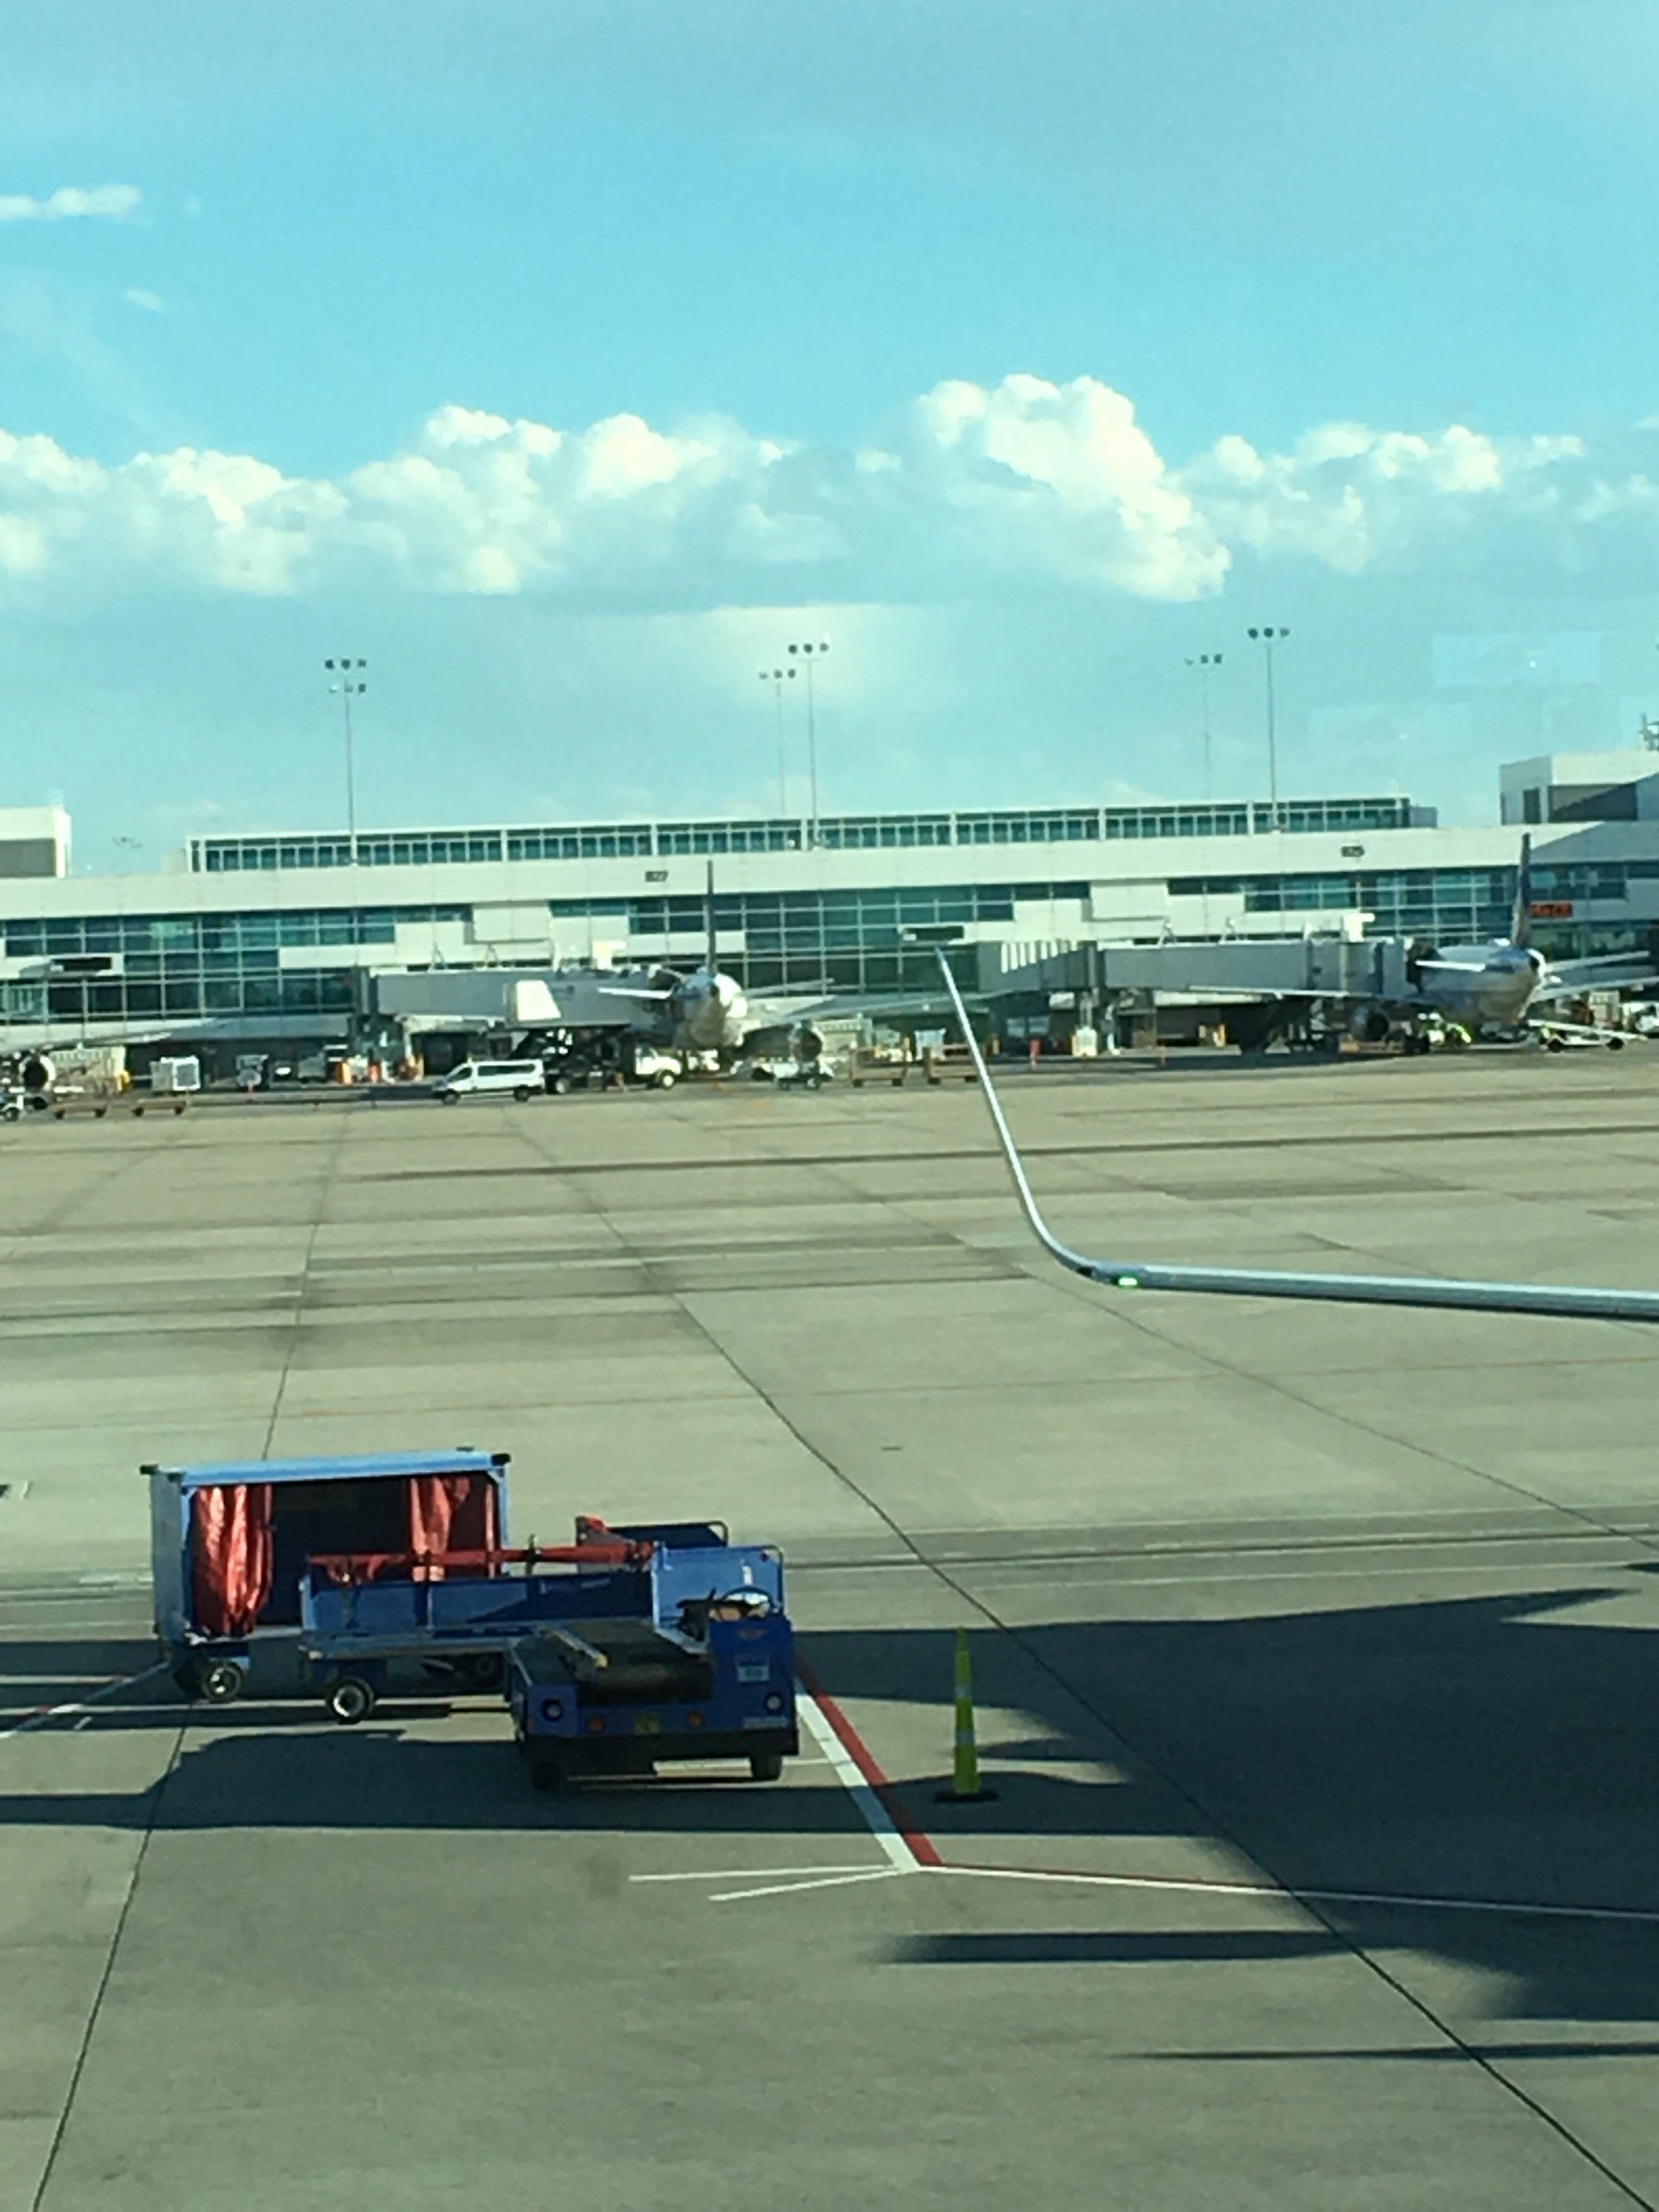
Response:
298,1528,639,1723
146,1450,511,1704
506,1519,798,1790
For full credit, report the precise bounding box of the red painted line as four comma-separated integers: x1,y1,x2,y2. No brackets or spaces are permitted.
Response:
796,1659,942,1869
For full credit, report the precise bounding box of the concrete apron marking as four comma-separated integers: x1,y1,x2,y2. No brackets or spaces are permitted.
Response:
938,1860,1659,1929
0,1663,165,1740
621,1675,1659,1930
629,1690,941,1904
708,1692,941,1901
652,1686,1659,1932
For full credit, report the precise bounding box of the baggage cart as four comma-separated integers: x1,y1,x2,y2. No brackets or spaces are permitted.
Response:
146,1449,509,1704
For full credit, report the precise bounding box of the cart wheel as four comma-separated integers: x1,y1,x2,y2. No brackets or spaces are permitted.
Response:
198,1659,245,1705
528,1755,567,1793
326,1676,376,1725
459,1652,505,1692
748,1752,784,1782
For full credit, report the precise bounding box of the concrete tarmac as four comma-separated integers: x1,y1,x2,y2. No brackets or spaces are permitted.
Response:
5,1051,1659,2209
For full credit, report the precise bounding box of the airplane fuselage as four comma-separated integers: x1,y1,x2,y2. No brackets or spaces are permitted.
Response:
671,969,750,1055
1412,943,1542,1031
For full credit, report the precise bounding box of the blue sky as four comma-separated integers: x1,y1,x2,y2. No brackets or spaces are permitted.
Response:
4,1,1659,866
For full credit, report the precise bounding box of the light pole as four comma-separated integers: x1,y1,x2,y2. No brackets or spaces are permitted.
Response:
758,665,797,819
786,638,830,846
1246,627,1289,820
1185,652,1223,801
324,657,368,845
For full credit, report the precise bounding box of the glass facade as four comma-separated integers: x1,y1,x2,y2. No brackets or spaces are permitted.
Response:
0,906,466,1027
199,833,508,872
504,827,652,863
1168,859,1659,942
1106,799,1415,839
550,882,1085,991
655,820,802,855
190,796,1419,874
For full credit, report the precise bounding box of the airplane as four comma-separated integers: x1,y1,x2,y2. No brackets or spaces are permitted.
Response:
1224,837,1656,1052
600,866,959,1064
935,950,1659,1324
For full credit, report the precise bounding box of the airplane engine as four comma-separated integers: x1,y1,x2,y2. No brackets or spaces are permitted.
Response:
20,1052,55,1093
1348,1007,1392,1044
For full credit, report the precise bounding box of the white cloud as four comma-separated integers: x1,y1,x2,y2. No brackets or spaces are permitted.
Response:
0,183,141,223
2,373,1658,607
123,286,165,314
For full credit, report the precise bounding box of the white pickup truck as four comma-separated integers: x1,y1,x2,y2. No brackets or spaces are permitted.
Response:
628,1048,683,1089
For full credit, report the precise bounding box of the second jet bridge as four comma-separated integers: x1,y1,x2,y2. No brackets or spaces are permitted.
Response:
984,935,1414,1004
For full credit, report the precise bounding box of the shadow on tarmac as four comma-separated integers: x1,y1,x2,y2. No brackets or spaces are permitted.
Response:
7,1578,1659,2027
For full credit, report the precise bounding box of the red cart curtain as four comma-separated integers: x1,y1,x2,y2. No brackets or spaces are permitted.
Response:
190,1483,275,1638
407,1474,498,1580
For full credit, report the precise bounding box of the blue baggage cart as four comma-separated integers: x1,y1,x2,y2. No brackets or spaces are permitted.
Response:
146,1449,510,1704
296,1520,662,1722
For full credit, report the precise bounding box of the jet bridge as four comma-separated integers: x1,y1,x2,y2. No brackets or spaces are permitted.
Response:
985,935,1413,1003
370,969,646,1031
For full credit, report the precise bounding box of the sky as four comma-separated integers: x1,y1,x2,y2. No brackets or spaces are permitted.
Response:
5,0,1659,869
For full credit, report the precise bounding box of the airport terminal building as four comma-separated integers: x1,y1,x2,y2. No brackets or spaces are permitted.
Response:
3,751,1658,1056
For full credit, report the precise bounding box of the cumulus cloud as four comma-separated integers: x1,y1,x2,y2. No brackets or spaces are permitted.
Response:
0,183,141,223
2,373,1658,606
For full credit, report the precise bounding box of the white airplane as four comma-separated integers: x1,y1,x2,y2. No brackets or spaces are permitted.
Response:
1410,837,1654,1039
935,950,1659,1324
1231,837,1654,1050
602,868,957,1063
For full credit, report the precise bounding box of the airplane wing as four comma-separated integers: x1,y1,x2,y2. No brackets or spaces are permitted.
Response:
933,951,1659,1324
740,985,977,1039
1533,962,1659,1000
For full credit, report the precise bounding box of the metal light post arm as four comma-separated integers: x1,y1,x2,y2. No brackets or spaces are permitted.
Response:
935,953,1659,1323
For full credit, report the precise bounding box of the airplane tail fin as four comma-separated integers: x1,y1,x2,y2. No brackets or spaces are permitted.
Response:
1511,833,1533,948
705,861,718,975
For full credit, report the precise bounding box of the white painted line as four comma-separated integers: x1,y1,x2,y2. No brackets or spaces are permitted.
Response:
0,1662,165,1740
631,1864,884,1885
1028,1560,1646,1590
799,1693,917,1872
711,1867,908,1904
941,1862,1659,1928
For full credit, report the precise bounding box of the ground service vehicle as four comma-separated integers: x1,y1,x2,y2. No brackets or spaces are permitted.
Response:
628,1045,682,1088
432,1058,547,1102
507,1521,796,1789
152,1055,201,1095
147,1449,510,1702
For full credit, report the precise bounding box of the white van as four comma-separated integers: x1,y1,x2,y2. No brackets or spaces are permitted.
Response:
432,1059,547,1103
